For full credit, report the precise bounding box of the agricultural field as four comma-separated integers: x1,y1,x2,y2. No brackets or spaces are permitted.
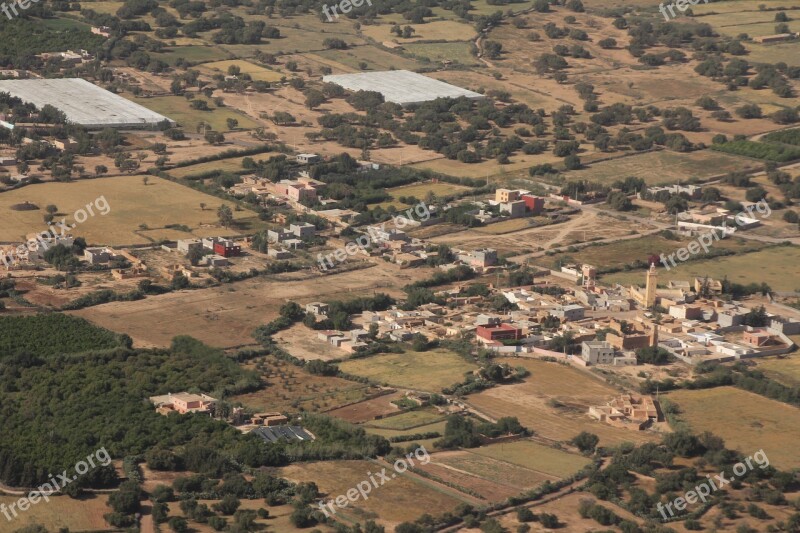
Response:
338,349,479,392
402,42,479,66
325,391,407,423
666,386,800,469
150,45,233,65
130,95,260,132
755,354,800,388
168,154,271,179
469,439,591,478
197,59,285,82
314,46,424,72
563,150,757,185
602,245,800,292
0,175,254,246
365,420,448,450
275,460,471,530
0,494,111,532
382,181,473,204
231,357,378,413
72,263,435,348
429,208,644,258
359,20,475,44
419,449,555,501
467,358,659,446
535,234,766,273
364,407,447,430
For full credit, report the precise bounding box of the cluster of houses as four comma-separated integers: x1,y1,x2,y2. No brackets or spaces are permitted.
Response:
267,222,316,257
492,189,546,218
147,392,314,442
589,394,660,430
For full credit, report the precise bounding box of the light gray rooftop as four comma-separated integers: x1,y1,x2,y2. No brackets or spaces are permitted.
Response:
322,70,485,105
0,78,174,129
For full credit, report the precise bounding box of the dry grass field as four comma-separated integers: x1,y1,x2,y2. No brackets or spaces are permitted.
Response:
197,59,285,82
563,150,756,185
338,349,479,392
602,246,800,292
667,386,800,470
469,439,591,478
0,175,254,246
72,263,435,348
755,354,800,387
419,449,554,501
468,358,659,446
275,460,470,530
0,493,111,531
359,20,475,43
428,209,645,257
325,391,406,423
231,357,378,413
130,95,260,132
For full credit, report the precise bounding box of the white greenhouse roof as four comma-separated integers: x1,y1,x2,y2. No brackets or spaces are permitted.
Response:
0,78,174,129
322,70,485,105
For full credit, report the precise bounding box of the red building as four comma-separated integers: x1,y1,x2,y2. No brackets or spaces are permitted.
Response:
213,240,242,257
476,324,522,342
521,194,545,215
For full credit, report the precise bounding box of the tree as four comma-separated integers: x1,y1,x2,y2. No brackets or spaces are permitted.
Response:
142,176,150,186
213,494,241,515
200,202,206,211
168,516,189,533
205,131,225,145
571,431,600,453
95,165,108,177
226,118,238,130
217,205,234,228
304,89,326,110
45,204,58,215
607,191,632,211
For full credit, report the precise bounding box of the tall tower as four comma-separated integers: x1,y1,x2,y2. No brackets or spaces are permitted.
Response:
645,263,658,308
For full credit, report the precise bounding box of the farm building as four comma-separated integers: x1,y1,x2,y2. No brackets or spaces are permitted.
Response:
250,425,314,443
0,78,174,129
322,70,485,106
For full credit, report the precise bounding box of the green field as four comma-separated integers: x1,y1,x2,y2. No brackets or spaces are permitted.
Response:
366,408,446,430
538,235,766,273
564,150,756,185
339,349,479,392
365,420,448,450
315,45,423,71
169,155,270,178
150,45,233,65
360,20,475,43
602,245,800,292
667,386,800,470
402,42,479,66
470,440,591,478
130,95,259,132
